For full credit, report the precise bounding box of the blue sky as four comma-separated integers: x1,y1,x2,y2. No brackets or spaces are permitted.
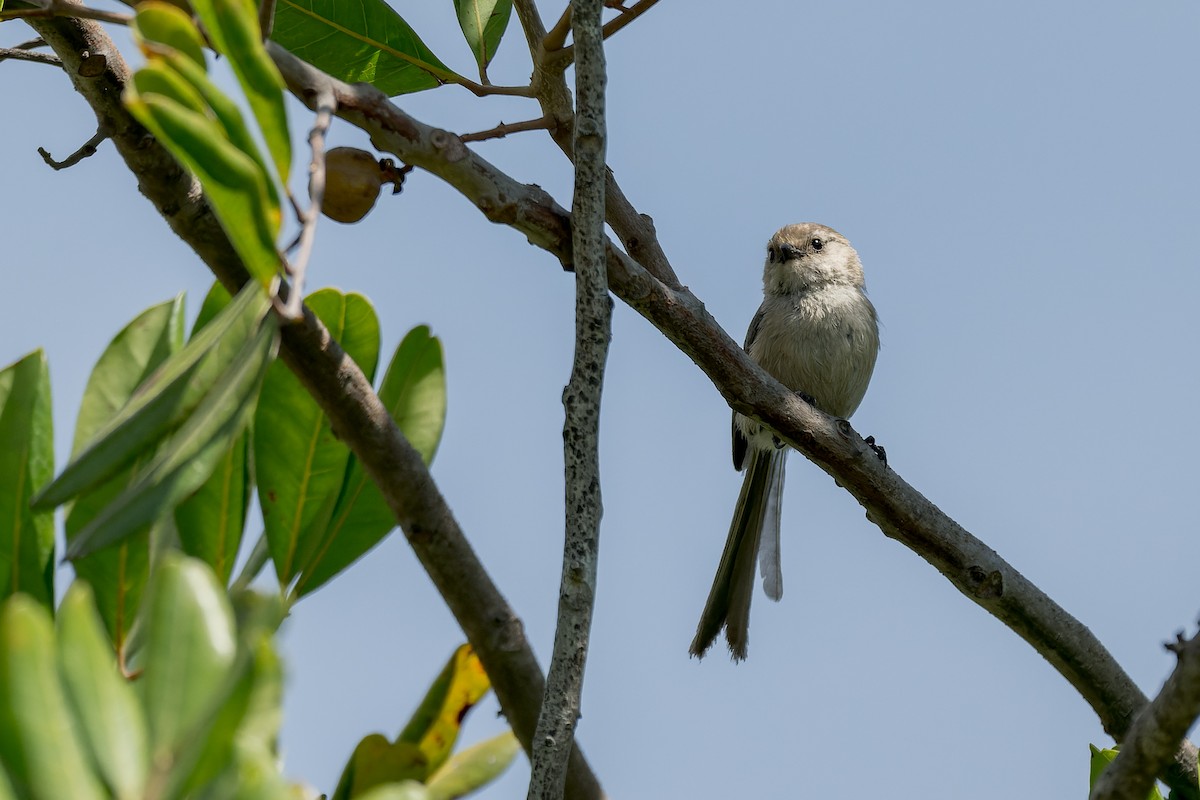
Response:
3,1,1199,797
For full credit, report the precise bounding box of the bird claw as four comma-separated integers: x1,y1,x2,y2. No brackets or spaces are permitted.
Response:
865,435,887,466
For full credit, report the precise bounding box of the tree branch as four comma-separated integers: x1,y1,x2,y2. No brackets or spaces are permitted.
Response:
513,0,680,289
1091,630,1200,800
527,1,609,797
37,125,105,170
460,116,552,143
26,10,1200,800
0,0,130,26
266,43,1200,800
549,0,661,67
279,87,336,321
24,14,605,800
0,46,62,66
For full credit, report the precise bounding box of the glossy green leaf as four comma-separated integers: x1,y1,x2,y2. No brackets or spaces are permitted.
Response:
0,350,54,609
60,296,184,652
291,325,444,598
133,1,207,68
126,90,281,288
425,731,519,800
453,0,512,72
141,555,237,758
398,644,490,777
132,60,209,116
157,49,282,212
36,288,263,509
0,764,15,800
190,0,292,184
66,315,279,560
0,595,107,800
331,734,428,800
56,583,148,800
176,284,250,583
256,289,378,588
161,638,258,799
272,0,457,96
155,587,284,800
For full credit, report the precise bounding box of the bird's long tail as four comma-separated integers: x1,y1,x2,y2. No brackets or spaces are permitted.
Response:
690,448,786,660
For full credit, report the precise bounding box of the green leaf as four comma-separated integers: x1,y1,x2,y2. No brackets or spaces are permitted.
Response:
189,0,292,184
397,644,490,778
0,764,15,800
331,734,428,800
160,588,285,799
60,296,184,652
125,90,281,288
132,60,210,116
0,595,108,800
255,289,378,588
56,583,148,800
1087,744,1165,800
156,49,283,213
272,0,458,96
0,350,54,609
132,1,208,68
425,731,519,800
141,555,238,761
291,325,444,598
66,314,279,560
453,0,512,73
175,284,251,583
36,288,264,509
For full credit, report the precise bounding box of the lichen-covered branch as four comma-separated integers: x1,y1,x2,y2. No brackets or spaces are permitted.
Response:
526,1,610,797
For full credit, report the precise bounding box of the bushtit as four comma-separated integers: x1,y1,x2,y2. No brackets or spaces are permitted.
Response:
690,223,880,661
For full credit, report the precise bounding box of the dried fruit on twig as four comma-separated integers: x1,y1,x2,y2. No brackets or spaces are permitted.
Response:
321,147,408,224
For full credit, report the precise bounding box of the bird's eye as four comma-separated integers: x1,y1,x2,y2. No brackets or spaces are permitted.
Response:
767,245,779,262
811,237,824,251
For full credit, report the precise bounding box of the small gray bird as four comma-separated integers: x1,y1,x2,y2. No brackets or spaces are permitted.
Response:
691,223,880,661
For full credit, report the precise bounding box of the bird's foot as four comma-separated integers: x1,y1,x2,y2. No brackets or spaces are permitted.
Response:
865,435,887,467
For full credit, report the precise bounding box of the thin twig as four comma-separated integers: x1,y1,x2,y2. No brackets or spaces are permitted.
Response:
1090,630,1200,800
12,37,49,50
0,0,131,26
279,88,336,322
258,0,276,39
445,73,536,97
460,116,551,143
549,0,660,67
0,47,62,66
526,2,609,799
37,126,106,170
542,4,573,52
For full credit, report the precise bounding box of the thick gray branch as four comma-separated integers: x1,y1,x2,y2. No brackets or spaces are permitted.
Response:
1091,631,1200,800
266,45,1200,800
527,2,609,798
25,14,606,800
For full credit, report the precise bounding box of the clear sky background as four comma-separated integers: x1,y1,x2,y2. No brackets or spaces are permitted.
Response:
3,1,1199,798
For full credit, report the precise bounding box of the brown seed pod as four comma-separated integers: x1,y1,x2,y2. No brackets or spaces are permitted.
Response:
321,147,408,224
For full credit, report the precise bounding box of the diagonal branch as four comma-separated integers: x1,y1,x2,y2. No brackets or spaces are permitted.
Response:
25,10,1200,800
527,1,610,797
24,14,605,800
267,43,1200,800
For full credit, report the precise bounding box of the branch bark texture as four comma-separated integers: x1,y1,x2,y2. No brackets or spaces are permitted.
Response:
527,2,609,798
267,45,1200,800
25,14,607,800
1091,632,1200,800
25,10,1200,800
